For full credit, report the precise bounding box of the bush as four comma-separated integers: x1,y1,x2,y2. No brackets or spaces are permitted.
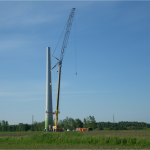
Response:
113,127,119,130
94,127,103,131
127,126,137,130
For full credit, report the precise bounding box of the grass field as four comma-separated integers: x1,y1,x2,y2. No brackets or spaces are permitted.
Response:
0,130,150,149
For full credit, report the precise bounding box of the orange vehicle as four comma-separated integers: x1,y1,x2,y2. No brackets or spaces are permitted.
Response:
76,128,88,131
82,128,88,131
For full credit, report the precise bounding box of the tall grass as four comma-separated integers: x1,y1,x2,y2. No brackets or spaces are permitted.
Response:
0,131,150,148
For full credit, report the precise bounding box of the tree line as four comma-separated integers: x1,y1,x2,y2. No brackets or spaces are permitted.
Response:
0,116,150,132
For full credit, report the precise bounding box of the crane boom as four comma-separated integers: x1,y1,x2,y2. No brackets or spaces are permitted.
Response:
52,8,76,130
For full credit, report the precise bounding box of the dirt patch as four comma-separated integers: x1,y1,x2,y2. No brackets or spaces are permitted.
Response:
1,131,150,137
82,131,150,137
0,133,41,137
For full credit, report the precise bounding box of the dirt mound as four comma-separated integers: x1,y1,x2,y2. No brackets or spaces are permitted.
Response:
94,128,103,131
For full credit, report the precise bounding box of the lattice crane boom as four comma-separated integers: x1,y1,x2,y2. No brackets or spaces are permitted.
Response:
59,8,76,65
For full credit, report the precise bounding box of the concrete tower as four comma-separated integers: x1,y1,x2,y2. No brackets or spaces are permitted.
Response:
45,47,53,132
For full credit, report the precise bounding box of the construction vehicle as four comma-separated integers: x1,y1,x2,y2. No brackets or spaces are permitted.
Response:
51,8,76,131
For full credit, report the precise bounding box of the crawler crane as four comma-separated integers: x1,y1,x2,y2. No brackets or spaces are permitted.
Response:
51,8,76,131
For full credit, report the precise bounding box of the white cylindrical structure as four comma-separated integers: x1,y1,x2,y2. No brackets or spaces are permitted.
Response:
45,47,53,132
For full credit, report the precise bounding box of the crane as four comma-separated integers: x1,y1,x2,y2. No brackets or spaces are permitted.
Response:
51,8,76,130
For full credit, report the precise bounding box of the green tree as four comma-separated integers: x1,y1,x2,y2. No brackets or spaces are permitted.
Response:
12,125,16,132
58,120,64,128
89,116,96,129
83,118,87,128
24,124,30,131
63,117,71,130
75,118,83,128
8,126,13,132
1,120,7,131
18,123,24,131
0,121,2,131
97,122,102,128
69,118,76,130
83,116,96,129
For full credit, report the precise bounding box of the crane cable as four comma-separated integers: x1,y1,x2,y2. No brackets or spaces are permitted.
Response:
51,23,67,105
51,13,75,112
52,22,67,57
74,15,77,76
52,11,77,76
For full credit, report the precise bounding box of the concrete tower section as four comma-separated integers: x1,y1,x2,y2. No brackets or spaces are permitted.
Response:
45,47,53,132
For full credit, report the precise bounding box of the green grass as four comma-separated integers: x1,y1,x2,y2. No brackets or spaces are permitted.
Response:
0,144,137,150
0,131,150,149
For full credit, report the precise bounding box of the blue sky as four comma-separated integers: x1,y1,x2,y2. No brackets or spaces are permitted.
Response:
0,1,150,125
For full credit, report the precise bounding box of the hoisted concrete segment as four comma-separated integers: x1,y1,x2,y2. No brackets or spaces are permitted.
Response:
45,47,53,132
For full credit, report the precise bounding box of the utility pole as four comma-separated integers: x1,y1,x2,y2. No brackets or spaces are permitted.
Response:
32,115,34,124
113,114,115,123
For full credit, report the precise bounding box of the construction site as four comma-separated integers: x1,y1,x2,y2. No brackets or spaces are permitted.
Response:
44,8,92,133
44,8,75,132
